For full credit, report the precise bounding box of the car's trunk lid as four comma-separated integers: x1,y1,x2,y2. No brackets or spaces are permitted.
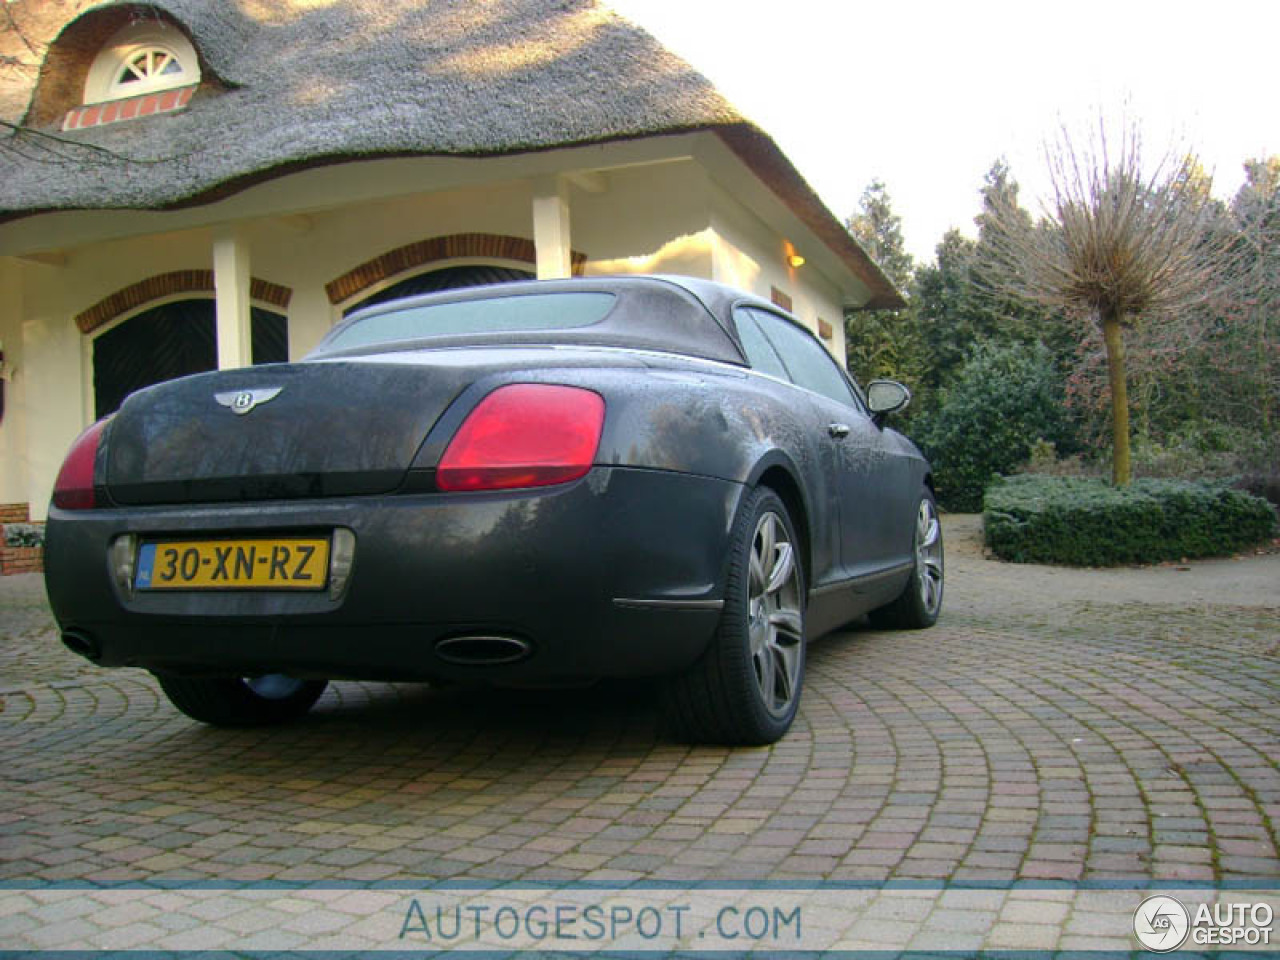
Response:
104,360,472,505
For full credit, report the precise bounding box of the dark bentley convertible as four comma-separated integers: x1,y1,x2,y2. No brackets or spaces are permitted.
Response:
44,276,942,744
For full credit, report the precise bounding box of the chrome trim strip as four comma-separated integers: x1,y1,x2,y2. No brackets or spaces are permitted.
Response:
612,598,725,611
810,561,914,597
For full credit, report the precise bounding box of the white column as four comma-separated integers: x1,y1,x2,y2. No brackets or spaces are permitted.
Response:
0,257,29,510
213,229,252,369
287,286,337,359
532,176,572,280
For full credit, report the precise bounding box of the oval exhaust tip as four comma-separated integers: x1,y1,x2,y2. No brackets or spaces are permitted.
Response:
61,630,102,661
435,634,532,666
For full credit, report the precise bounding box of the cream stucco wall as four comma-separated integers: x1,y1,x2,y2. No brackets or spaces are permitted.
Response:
576,160,713,278
708,181,847,361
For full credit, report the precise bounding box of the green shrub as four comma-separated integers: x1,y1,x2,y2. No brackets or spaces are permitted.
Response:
912,342,1078,512
984,474,1278,566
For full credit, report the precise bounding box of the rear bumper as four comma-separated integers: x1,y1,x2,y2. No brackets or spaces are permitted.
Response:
43,467,742,684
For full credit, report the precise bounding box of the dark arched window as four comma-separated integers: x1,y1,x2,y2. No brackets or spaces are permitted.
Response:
93,300,287,417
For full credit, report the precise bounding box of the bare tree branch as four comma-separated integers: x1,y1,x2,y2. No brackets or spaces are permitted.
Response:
1,3,43,59
0,117,199,165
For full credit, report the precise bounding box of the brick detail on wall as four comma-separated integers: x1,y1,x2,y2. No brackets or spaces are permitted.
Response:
62,85,196,132
0,504,30,525
770,286,793,312
325,233,589,304
0,545,43,576
76,272,293,334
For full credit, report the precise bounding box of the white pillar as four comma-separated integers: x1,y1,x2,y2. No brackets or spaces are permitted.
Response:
532,176,572,280
0,257,30,509
213,229,252,369
287,286,337,360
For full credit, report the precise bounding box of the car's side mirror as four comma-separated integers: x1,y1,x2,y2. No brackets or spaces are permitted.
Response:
866,379,910,426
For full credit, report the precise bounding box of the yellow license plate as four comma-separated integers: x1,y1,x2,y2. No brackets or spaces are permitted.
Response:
136,538,330,590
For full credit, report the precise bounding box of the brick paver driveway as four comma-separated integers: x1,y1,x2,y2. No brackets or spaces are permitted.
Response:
3,516,1278,893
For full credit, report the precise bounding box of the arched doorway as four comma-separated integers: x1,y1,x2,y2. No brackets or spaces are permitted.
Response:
344,265,534,316
93,300,287,417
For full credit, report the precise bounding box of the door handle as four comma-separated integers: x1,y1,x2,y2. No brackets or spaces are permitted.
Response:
828,423,850,439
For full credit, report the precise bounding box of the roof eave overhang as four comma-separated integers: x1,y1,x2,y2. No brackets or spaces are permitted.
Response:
712,125,906,311
1,124,908,313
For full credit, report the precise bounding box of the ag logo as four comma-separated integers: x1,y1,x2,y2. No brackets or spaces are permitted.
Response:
1134,895,1190,952
215,387,282,416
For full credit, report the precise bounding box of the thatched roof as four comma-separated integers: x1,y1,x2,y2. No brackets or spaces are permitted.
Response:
0,0,903,307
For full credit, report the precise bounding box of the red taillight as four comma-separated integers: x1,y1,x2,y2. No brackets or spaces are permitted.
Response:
52,419,109,510
437,384,605,492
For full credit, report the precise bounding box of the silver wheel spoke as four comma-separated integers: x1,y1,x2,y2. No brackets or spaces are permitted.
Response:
753,645,776,704
772,642,799,704
922,567,940,606
756,515,776,582
765,541,795,595
769,607,803,639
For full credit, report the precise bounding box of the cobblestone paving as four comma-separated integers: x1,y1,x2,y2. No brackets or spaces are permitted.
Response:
2,517,1278,891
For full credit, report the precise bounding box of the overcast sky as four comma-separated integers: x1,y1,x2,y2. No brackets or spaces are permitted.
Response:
609,0,1279,262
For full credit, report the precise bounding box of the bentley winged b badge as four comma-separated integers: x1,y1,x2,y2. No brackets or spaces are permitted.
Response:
215,387,283,416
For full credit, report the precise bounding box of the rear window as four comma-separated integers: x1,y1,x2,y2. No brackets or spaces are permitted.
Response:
324,292,617,352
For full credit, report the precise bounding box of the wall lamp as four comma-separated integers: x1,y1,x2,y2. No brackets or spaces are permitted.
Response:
786,253,806,268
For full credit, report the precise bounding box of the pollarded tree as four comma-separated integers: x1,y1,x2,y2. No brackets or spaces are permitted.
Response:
982,119,1232,485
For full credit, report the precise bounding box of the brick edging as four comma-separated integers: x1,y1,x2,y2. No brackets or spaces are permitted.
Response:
76,272,293,335
325,233,588,304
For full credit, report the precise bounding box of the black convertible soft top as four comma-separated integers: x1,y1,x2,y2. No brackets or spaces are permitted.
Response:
308,276,754,366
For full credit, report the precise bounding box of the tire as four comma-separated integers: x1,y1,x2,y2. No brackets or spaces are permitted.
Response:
154,673,328,727
661,487,806,745
869,489,944,629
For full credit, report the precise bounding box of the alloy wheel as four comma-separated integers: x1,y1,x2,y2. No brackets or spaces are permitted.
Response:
747,511,804,717
915,498,944,616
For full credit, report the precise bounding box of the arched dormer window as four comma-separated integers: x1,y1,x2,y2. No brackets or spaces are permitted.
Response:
84,21,201,104
61,21,201,131
110,46,188,96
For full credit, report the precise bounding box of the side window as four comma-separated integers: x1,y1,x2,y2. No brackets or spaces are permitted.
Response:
750,309,857,407
733,309,790,380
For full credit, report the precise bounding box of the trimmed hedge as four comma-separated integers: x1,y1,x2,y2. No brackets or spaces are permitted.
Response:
984,475,1278,566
